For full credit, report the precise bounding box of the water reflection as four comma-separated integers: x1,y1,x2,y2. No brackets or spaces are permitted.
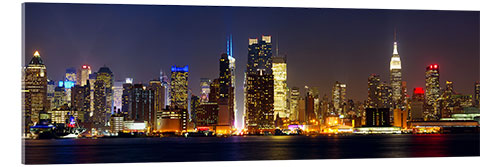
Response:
23,134,479,164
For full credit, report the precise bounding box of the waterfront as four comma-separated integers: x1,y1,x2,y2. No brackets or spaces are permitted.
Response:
23,133,479,164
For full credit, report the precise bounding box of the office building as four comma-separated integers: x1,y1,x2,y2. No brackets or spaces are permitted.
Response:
367,74,381,108
200,78,211,103
160,70,170,106
110,112,124,134
195,102,219,127
410,87,425,121
71,81,91,123
170,65,189,109
112,80,125,113
121,83,133,119
190,95,200,123
130,84,156,130
93,66,113,128
332,81,347,115
305,87,316,124
23,51,49,131
219,53,235,128
148,80,165,116
77,65,91,86
245,73,274,131
245,35,274,131
425,64,440,120
390,41,403,108
289,87,300,121
272,56,288,119
393,108,408,128
365,108,390,127
379,82,392,109
298,97,306,124
157,106,188,132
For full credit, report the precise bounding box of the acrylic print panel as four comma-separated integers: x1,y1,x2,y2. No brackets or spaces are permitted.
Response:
22,2,479,164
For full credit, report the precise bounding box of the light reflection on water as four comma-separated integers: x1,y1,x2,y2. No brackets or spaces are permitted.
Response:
23,134,479,164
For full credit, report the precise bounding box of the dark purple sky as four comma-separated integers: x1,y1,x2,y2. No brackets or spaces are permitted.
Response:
24,3,479,122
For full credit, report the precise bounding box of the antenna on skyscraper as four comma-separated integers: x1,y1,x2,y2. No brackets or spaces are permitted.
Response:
277,35,279,57
394,27,397,42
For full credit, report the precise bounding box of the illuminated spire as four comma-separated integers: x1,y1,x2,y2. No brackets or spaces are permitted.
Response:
34,50,40,57
393,28,398,55
393,42,398,55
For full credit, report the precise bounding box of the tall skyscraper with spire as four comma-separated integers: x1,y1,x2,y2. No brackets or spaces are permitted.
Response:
23,50,48,133
226,35,237,128
390,32,402,109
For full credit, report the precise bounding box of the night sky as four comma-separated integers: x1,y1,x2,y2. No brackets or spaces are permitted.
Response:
24,3,479,127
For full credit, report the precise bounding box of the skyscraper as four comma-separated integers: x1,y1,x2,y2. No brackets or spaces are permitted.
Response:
390,41,402,109
160,70,170,106
289,87,300,121
77,65,91,86
227,35,237,127
130,84,156,130
272,56,288,119
410,87,425,121
23,51,48,132
112,80,125,113
65,67,77,83
246,35,272,75
245,35,274,131
170,65,189,109
46,80,55,110
121,82,133,119
332,81,347,115
219,53,235,128
71,81,91,123
190,95,200,123
200,78,211,103
93,66,113,128
89,73,97,117
367,74,381,108
64,67,77,104
378,81,392,109
245,72,274,131
425,64,440,120
148,80,165,127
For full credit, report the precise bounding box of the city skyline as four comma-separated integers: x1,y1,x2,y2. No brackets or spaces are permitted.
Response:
24,3,479,130
21,3,481,164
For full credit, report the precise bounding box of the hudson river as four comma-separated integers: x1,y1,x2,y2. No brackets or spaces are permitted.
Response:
23,134,479,164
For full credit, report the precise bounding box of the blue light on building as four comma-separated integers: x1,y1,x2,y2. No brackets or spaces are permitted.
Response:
171,65,188,72
59,80,75,89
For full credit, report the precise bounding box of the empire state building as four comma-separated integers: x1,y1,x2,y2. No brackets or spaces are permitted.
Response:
390,41,402,108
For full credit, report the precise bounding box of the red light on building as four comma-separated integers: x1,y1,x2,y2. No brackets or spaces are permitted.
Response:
413,87,425,94
427,64,439,70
